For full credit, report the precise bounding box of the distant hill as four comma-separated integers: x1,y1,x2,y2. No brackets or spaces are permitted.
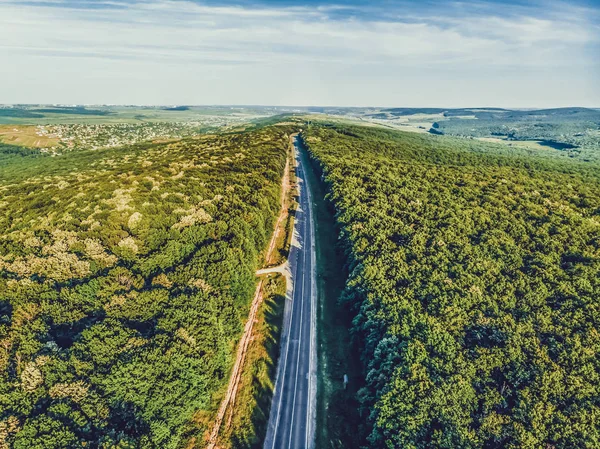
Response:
36,106,113,116
0,108,45,118
381,107,600,120
162,106,190,111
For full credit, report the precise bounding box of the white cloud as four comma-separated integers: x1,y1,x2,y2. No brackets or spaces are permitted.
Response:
0,0,598,106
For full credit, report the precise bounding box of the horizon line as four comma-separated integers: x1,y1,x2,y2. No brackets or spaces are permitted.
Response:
2,104,599,111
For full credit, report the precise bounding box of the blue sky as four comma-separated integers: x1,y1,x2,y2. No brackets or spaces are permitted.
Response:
1,0,599,107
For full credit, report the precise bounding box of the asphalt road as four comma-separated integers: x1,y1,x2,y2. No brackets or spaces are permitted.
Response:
263,135,317,449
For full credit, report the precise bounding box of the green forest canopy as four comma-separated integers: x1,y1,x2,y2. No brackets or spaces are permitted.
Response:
302,124,600,449
0,125,291,448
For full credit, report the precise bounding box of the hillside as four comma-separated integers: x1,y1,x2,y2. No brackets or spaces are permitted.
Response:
302,123,600,448
0,126,291,448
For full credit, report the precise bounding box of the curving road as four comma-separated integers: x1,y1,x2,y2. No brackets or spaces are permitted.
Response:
263,135,317,449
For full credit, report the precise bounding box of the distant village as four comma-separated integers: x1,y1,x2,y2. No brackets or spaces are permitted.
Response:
33,117,251,153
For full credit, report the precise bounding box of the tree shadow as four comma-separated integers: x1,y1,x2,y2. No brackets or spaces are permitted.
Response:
229,287,286,449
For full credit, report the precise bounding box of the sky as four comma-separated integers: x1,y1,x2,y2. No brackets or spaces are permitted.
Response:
0,0,599,107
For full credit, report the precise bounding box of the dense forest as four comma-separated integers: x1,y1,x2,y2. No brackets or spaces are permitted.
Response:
0,125,291,448
302,124,600,448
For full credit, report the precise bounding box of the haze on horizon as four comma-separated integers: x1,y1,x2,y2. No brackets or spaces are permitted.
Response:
1,0,599,108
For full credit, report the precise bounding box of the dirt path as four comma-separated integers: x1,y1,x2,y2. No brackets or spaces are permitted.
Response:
206,134,296,449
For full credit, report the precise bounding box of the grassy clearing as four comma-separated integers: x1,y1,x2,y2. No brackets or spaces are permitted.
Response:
299,137,363,449
214,274,286,449
268,198,296,267
0,125,59,148
476,136,552,150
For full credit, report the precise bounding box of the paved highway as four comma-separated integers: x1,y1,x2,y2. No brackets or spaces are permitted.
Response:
263,135,317,449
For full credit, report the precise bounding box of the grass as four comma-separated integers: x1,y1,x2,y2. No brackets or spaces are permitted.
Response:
267,136,298,267
268,196,297,268
0,125,59,148
475,136,554,150
215,274,287,449
298,135,363,449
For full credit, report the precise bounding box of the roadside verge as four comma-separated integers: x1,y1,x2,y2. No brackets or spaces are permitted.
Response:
205,133,298,449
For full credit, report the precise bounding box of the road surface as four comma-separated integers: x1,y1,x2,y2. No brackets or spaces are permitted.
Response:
263,135,317,449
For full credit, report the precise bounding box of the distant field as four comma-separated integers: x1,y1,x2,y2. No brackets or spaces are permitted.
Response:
0,125,59,148
475,136,554,150
0,105,275,125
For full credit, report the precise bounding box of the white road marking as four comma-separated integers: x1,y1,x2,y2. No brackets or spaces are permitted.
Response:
287,244,306,449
